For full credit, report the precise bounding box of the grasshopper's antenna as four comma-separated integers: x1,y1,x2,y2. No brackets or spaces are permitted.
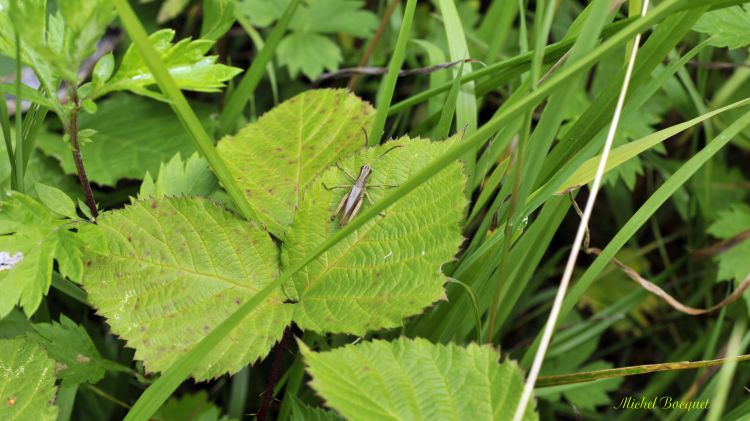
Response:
362,128,369,160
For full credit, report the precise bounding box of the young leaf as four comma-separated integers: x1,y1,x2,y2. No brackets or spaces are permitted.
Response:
0,338,58,421
0,192,86,318
201,0,237,41
58,0,115,70
282,137,467,335
707,204,750,286
34,182,77,219
138,152,219,200
36,94,214,186
27,315,122,386
217,89,375,238
692,5,750,49
92,29,242,99
301,338,538,420
82,197,293,380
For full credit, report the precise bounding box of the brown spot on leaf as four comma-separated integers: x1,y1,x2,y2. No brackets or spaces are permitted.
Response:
151,201,158,209
6,396,15,406
234,298,241,305
75,354,91,364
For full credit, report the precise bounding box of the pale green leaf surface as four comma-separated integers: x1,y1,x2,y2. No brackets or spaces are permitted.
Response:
37,94,213,186
82,197,293,380
58,0,115,70
217,89,375,238
28,315,119,386
34,183,77,219
0,338,58,421
201,0,237,41
693,5,750,49
94,29,242,98
277,32,341,80
302,338,538,421
282,137,466,334
0,192,85,318
707,203,750,284
138,152,219,200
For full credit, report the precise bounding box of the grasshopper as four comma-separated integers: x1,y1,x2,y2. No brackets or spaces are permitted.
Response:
324,130,401,225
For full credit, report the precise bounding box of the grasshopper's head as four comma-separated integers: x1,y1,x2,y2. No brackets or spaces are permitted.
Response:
359,164,373,180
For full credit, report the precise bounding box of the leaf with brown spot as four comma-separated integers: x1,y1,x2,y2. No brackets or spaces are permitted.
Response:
217,89,375,238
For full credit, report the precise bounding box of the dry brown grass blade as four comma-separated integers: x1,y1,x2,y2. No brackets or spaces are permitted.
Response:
570,193,750,316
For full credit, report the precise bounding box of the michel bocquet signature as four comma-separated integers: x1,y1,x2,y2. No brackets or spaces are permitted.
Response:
613,396,710,411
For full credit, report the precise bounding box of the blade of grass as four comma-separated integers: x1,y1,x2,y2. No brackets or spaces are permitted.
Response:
123,3,693,418
13,31,23,192
707,319,748,421
512,1,649,417
432,59,464,139
554,96,750,195
227,366,249,420
521,106,750,369
112,0,260,224
235,17,280,106
536,351,750,387
369,0,417,144
436,0,477,173
55,385,77,421
219,0,299,134
0,84,14,185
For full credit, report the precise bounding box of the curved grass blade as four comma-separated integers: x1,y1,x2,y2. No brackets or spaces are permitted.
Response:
369,0,417,144
521,107,750,369
220,0,299,133
111,0,260,224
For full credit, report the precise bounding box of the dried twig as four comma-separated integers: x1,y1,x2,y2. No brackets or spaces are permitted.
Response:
570,194,750,316
319,59,482,82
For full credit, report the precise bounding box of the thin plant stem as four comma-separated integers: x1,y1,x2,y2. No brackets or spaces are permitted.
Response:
512,1,649,420
13,31,23,192
67,89,99,219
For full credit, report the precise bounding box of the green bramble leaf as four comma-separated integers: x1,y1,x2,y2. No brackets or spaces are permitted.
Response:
92,29,242,99
28,315,122,386
217,89,375,239
282,136,467,335
693,5,750,49
0,338,58,421
82,197,293,380
301,338,538,420
0,191,87,318
138,152,219,201
707,203,750,285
